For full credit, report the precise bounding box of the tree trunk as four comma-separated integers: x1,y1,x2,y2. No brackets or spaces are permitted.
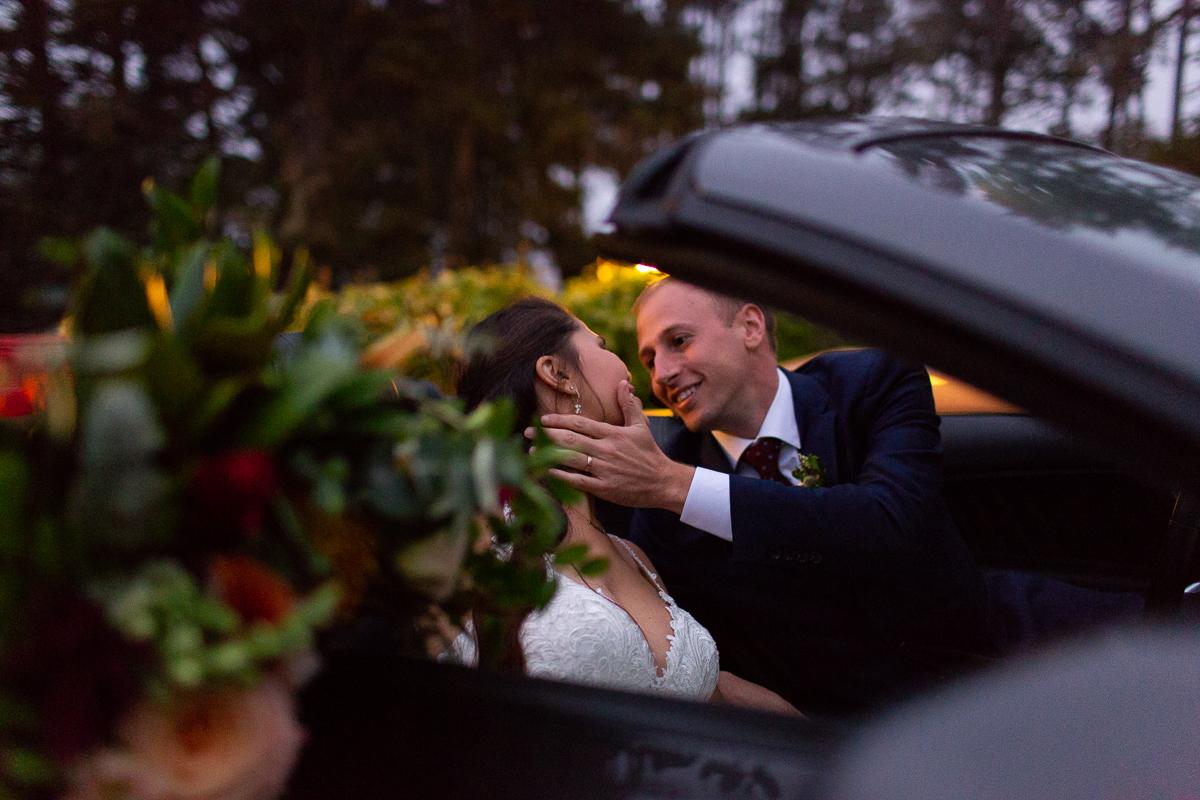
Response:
1172,0,1194,142
444,116,478,269
21,0,58,184
1104,0,1136,150
983,0,1014,126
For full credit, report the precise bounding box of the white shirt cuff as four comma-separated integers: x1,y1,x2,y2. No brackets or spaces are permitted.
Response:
680,467,733,542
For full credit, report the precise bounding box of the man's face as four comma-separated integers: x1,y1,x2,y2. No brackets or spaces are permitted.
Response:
636,282,752,433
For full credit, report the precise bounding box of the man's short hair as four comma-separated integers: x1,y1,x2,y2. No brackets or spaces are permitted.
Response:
633,277,778,353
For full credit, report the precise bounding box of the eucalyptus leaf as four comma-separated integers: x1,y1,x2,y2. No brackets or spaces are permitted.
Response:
147,187,200,252
79,381,165,466
576,557,610,577
323,371,395,413
396,517,472,601
361,460,415,518
73,329,153,374
169,242,211,330
206,242,255,319
189,156,221,212
73,228,155,335
249,332,359,446
145,337,206,425
313,475,347,516
552,543,588,566
186,377,246,438
1,747,59,787
70,381,171,550
271,247,313,330
37,236,79,269
465,404,493,431
471,438,499,514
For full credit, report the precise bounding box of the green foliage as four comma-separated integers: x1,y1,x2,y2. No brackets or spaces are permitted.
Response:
337,267,551,338
319,260,849,405
773,311,853,365
1146,136,1200,179
94,561,339,694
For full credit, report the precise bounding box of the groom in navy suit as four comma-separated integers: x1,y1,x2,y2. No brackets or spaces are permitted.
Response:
540,279,989,715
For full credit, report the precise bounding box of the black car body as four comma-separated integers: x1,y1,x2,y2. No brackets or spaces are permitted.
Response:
290,119,1200,799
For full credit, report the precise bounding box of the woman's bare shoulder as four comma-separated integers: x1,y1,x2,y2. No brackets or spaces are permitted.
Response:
609,536,660,577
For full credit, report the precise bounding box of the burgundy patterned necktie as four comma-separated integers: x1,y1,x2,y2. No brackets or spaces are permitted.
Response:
740,437,789,484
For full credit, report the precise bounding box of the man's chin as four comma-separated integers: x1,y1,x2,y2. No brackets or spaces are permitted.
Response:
676,408,710,433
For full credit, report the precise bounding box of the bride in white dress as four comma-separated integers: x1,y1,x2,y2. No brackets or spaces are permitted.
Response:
451,298,797,714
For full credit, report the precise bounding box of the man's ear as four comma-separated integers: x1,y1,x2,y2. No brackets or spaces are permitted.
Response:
738,304,768,350
535,354,571,391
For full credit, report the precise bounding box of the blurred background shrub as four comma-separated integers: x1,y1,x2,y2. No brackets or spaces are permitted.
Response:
303,260,848,406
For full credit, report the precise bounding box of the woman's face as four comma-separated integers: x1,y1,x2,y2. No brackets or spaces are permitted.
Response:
568,324,632,426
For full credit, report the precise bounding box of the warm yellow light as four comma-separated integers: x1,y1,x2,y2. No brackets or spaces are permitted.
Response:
634,264,660,274
144,273,174,331
253,239,272,279
596,263,615,283
928,373,948,386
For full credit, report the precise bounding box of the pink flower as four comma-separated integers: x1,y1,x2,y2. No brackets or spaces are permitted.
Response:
67,678,304,800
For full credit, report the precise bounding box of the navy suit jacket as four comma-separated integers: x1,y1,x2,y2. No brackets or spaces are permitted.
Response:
627,350,989,716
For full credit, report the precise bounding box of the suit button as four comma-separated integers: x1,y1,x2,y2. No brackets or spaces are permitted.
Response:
769,548,781,560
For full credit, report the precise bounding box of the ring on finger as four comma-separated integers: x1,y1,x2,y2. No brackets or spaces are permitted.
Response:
585,455,593,473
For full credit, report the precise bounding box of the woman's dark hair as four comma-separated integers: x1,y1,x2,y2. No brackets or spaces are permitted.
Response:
457,297,583,432
456,297,582,671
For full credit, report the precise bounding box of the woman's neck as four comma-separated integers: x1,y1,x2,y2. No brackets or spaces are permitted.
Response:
562,494,608,549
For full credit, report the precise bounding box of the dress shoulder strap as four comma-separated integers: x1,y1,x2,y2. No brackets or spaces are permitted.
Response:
608,534,671,602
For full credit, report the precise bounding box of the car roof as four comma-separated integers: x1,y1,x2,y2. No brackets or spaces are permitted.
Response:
740,117,1110,154
596,118,1200,485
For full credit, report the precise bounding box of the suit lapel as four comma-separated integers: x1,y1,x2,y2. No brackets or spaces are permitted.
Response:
657,418,733,475
696,435,733,474
784,369,840,486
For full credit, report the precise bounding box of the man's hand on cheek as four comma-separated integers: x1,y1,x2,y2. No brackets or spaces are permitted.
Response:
530,380,694,514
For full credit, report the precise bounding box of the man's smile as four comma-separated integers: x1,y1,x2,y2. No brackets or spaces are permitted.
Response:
671,382,701,408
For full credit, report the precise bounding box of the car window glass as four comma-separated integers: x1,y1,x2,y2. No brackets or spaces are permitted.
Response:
863,137,1200,282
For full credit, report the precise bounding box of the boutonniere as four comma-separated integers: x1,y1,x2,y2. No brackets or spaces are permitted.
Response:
791,453,825,488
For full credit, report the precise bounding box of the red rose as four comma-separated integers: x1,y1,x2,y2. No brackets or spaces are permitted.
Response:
190,451,277,537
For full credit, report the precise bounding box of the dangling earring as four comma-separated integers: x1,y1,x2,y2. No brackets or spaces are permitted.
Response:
569,385,582,415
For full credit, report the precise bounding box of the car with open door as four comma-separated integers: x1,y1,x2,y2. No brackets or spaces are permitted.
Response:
290,119,1200,799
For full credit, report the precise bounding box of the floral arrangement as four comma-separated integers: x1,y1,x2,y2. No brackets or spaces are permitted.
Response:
0,161,583,800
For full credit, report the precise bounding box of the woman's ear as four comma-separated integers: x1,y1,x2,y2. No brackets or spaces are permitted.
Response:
534,354,570,392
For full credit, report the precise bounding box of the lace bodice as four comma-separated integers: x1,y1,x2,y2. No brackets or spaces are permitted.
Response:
448,536,719,701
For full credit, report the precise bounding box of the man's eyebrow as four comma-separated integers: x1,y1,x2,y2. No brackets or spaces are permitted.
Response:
661,323,692,338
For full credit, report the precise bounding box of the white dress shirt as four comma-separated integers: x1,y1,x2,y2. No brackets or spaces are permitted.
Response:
679,368,802,541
